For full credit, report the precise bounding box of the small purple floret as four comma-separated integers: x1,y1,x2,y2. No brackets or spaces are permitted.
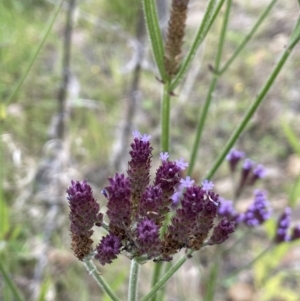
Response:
201,180,214,192
141,134,151,142
218,198,236,219
132,130,141,139
180,176,195,188
175,158,189,170
226,149,245,172
160,152,169,161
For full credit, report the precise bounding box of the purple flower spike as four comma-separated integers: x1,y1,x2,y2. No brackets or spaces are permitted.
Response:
154,161,182,198
105,173,131,236
160,152,169,161
67,180,103,260
95,234,122,265
243,190,271,227
141,134,151,142
128,133,153,217
138,185,165,225
136,218,161,257
274,207,292,244
208,219,236,245
291,224,300,241
201,180,214,192
180,176,195,188
226,149,245,172
175,158,189,170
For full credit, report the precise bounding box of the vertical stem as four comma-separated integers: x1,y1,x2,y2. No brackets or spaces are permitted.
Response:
188,0,232,175
128,258,140,301
161,82,171,152
151,80,171,301
83,259,121,301
142,251,192,301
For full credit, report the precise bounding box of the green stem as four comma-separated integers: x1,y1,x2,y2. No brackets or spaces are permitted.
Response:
83,259,121,301
128,258,140,301
151,80,171,301
143,251,192,301
161,81,171,152
218,0,278,75
0,258,25,301
203,258,220,301
156,262,172,301
205,22,300,180
188,0,231,175
222,243,273,284
170,0,225,91
5,0,63,106
142,0,167,81
101,221,109,232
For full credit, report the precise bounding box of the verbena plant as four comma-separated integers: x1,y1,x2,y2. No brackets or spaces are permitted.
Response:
65,1,300,301
2,0,300,301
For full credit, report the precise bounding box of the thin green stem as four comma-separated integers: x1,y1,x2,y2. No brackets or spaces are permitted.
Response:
142,0,167,81
151,80,171,301
142,251,192,301
83,259,121,301
205,22,300,180
161,81,171,152
222,243,273,284
101,221,109,232
203,258,220,301
156,262,172,301
170,0,225,91
0,258,25,301
218,0,278,75
5,0,63,106
188,0,231,175
128,258,140,301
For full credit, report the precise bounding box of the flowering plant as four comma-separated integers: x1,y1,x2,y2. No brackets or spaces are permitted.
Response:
65,0,300,300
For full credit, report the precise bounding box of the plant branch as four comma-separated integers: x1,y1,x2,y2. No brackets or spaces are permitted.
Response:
142,0,167,80
188,0,231,175
204,19,300,180
218,0,278,75
128,258,140,301
83,259,121,301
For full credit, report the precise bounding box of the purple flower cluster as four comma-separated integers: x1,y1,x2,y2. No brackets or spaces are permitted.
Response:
274,207,291,243
67,131,236,264
273,208,300,244
240,190,271,227
226,149,266,197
